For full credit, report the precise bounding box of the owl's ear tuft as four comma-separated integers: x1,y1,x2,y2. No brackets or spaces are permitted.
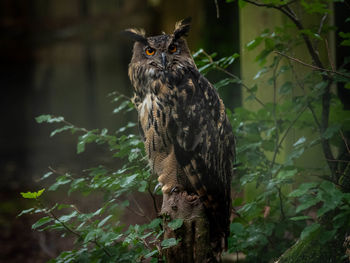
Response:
123,28,148,45
173,17,192,39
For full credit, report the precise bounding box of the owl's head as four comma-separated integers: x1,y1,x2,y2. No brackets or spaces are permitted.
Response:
125,18,195,78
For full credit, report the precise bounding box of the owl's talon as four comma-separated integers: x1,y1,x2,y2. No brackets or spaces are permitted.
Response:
170,186,180,194
154,182,162,193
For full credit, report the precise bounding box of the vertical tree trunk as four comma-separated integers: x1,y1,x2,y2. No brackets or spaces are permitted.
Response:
161,191,218,263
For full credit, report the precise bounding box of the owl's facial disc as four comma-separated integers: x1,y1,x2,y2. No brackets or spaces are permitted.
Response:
161,53,167,68
144,40,182,73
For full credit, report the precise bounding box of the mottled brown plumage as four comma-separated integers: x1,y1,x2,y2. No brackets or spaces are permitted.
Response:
126,18,235,252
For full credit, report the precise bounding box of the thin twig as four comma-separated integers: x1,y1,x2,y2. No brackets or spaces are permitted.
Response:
271,105,308,167
37,200,112,257
200,49,266,107
214,0,220,18
325,39,335,72
243,0,325,69
277,186,286,220
147,183,159,215
243,0,297,9
112,91,132,102
217,67,266,107
290,60,322,130
313,13,328,50
326,159,350,163
131,195,152,222
340,130,350,154
289,60,323,130
275,51,350,79
126,205,147,218
244,0,338,179
270,58,281,169
318,13,328,35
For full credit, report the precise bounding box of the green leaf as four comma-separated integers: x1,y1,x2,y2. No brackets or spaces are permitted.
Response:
48,176,71,191
58,211,78,223
319,229,336,244
285,147,305,165
84,229,103,243
148,218,162,229
238,0,246,8
339,32,350,46
77,140,86,154
35,115,64,123
230,222,245,234
167,219,183,230
32,216,53,230
50,125,74,137
300,223,320,240
161,238,179,249
138,180,148,192
40,171,53,181
296,199,319,213
35,114,51,123
253,67,269,80
276,169,297,180
214,78,239,90
279,81,294,95
322,124,341,139
20,188,45,199
98,215,113,228
288,182,318,197
144,250,158,259
17,208,35,217
120,174,138,188
113,100,131,114
289,216,312,221
293,137,306,147
247,36,264,51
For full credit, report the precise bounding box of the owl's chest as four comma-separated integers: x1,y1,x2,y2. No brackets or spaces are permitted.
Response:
138,93,172,156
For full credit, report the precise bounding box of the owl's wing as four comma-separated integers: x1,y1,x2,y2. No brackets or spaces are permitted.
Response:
169,69,235,250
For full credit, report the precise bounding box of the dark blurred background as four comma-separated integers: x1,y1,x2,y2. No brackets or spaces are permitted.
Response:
0,0,240,262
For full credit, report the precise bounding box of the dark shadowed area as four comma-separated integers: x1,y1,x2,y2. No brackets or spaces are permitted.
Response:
0,0,240,262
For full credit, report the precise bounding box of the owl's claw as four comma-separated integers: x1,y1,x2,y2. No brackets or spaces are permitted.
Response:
170,186,180,194
154,182,162,193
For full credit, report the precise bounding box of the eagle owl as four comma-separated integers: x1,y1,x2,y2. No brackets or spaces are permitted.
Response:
126,18,235,251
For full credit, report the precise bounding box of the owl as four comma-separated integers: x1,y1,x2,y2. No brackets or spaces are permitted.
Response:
125,18,235,252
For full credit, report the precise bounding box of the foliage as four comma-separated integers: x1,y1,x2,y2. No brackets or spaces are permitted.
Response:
19,98,173,262
210,0,349,261
19,0,350,262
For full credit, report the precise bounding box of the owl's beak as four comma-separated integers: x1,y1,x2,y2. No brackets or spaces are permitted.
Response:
161,52,167,69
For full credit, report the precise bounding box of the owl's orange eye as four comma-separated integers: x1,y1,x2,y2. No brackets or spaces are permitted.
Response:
168,44,177,53
145,47,155,56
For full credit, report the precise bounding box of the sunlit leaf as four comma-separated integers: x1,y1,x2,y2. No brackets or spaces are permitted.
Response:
20,188,45,199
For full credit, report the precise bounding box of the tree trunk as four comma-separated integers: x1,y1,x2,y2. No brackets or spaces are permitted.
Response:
275,228,347,263
161,191,218,263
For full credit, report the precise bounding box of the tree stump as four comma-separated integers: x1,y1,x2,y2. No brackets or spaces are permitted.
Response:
161,191,218,263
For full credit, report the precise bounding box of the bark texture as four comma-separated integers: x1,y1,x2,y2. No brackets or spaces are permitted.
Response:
161,191,218,263
275,229,347,263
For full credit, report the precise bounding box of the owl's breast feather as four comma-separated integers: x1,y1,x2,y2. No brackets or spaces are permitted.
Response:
139,93,153,120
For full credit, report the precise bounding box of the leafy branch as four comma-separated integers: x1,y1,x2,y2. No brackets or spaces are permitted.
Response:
275,51,350,79
195,48,266,107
